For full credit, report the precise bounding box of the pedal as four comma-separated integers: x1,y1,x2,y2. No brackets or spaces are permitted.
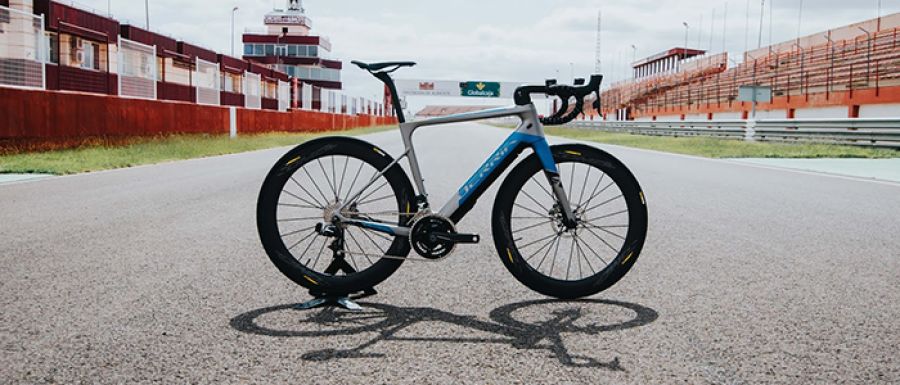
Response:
433,232,480,244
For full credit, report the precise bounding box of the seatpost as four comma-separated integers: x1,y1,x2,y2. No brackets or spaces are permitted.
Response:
374,72,406,124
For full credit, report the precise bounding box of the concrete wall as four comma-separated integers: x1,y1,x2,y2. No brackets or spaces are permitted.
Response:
859,103,900,118
794,106,848,119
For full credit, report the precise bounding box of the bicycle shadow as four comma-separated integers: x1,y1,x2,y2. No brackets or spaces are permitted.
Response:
229,298,658,370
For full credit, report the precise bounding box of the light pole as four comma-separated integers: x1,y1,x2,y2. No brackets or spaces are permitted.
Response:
145,0,150,30
231,6,239,57
630,45,636,78
683,22,689,49
757,0,765,49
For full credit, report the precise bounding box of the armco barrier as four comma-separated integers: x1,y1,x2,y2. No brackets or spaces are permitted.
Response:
0,87,394,152
569,119,900,148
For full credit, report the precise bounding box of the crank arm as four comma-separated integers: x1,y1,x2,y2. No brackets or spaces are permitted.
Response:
433,232,480,244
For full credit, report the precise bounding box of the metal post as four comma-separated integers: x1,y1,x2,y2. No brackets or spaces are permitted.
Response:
757,0,765,49
145,0,150,30
40,13,46,90
231,6,239,57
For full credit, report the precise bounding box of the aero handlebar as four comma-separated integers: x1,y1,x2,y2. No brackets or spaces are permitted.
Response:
513,74,603,126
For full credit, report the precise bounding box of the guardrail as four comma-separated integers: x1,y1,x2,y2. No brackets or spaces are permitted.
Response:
568,118,900,148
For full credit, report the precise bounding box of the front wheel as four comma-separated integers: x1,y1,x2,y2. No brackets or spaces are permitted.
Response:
492,144,648,299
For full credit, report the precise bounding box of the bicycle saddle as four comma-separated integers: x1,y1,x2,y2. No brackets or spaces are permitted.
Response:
351,61,416,72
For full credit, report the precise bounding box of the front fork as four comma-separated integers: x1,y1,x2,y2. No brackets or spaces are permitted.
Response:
545,171,579,229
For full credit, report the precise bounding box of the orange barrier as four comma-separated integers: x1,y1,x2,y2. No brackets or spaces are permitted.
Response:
0,87,395,152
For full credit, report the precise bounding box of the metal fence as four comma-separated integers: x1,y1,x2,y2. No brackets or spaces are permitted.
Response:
0,5,45,89
277,80,290,112
194,58,220,106
569,118,900,148
117,37,156,100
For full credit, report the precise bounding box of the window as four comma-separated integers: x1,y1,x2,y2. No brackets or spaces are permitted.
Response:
308,46,318,57
287,45,297,57
44,32,59,64
80,40,99,70
253,44,263,56
296,45,308,57
264,44,274,56
244,44,253,56
275,45,287,56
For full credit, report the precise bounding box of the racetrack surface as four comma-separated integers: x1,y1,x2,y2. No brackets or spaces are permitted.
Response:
1,123,898,384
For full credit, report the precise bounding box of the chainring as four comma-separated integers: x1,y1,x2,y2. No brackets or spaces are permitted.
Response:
409,215,457,260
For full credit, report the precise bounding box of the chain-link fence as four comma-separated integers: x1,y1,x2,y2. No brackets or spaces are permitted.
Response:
0,5,45,89
244,72,261,110
117,37,156,99
194,58,219,106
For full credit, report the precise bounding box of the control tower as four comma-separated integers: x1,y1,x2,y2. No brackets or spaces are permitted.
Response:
242,0,343,89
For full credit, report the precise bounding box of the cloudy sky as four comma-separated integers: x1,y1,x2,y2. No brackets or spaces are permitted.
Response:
75,0,896,111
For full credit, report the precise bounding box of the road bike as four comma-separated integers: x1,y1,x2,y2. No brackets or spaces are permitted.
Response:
257,61,648,301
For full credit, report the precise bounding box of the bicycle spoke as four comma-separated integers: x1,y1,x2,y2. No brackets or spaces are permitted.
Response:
565,236,575,280
302,167,332,205
583,223,627,240
577,166,592,207
278,203,320,210
585,209,629,222
358,227,388,255
527,175,555,200
575,232,608,266
573,235,598,274
568,163,576,201
357,180,390,204
343,158,366,202
584,194,624,214
288,231,318,251
278,216,321,223
525,233,560,262
514,203,549,218
578,175,608,208
520,189,550,212
583,225,620,254
358,225,394,242
518,232,560,250
317,158,338,201
359,194,395,206
574,235,584,278
337,156,350,199
288,177,325,208
535,235,560,270
346,229,375,265
547,234,563,276
512,219,554,234
280,225,315,238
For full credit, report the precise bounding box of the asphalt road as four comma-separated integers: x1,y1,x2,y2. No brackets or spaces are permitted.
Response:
1,123,898,384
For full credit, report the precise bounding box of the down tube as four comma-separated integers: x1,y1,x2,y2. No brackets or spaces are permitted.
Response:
439,132,558,223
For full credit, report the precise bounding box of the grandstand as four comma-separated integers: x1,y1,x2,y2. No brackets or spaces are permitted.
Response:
594,13,900,121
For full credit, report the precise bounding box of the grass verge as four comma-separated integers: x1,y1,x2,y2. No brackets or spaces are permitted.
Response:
0,126,394,175
544,126,900,159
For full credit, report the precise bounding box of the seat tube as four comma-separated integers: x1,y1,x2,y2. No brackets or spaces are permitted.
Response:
400,123,428,198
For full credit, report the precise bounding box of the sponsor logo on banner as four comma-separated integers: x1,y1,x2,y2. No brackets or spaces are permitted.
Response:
460,81,501,98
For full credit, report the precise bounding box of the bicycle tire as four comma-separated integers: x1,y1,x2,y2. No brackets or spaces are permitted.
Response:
491,144,648,299
257,136,416,295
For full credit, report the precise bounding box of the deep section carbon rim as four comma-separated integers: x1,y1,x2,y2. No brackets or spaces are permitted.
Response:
276,155,404,276
510,160,630,281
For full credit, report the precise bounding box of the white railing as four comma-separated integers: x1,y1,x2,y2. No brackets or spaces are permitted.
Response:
569,118,900,148
0,5,45,89
194,58,220,106
117,37,156,100
244,72,261,110
277,80,290,112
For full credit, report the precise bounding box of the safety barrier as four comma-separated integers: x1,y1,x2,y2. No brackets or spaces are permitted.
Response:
569,118,900,148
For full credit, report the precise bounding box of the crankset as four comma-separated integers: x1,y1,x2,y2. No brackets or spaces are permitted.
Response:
410,215,479,260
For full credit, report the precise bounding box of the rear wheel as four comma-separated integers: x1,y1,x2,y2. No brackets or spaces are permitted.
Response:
492,144,648,299
257,137,416,295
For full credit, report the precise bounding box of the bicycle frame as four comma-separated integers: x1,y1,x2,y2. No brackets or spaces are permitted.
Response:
335,102,577,237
